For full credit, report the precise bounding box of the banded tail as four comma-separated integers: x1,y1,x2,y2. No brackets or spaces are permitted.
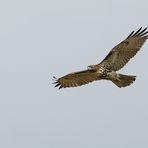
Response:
112,74,136,88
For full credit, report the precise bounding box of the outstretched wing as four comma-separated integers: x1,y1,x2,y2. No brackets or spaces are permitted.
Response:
53,70,100,89
101,27,148,71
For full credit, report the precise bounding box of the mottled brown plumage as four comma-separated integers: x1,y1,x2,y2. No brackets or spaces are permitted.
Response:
53,27,148,89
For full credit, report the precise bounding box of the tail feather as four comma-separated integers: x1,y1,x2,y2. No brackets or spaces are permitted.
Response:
112,74,136,88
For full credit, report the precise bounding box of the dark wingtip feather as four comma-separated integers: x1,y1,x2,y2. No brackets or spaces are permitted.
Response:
53,81,58,84
53,76,57,79
136,27,147,36
126,30,134,39
132,27,142,36
52,76,63,89
59,85,63,89
52,76,57,81
139,31,148,37
127,27,148,39
54,83,60,87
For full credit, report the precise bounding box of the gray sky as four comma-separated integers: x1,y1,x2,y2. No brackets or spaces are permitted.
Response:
0,0,148,148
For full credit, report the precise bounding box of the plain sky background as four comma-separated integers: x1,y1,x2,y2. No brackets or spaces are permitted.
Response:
0,0,148,148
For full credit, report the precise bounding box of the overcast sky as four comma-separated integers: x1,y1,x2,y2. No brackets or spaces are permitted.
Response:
0,0,148,148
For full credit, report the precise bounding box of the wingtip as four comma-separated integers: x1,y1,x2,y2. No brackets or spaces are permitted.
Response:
140,26,143,29
52,76,63,89
59,85,63,89
127,26,148,38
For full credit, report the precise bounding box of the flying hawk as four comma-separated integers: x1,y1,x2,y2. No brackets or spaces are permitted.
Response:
53,27,148,89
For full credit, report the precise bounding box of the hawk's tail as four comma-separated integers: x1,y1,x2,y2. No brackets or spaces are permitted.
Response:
112,74,136,88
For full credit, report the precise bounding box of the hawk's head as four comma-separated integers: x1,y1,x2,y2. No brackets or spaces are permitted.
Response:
87,65,98,71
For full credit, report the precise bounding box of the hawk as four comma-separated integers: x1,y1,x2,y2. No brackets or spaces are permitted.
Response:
53,27,148,89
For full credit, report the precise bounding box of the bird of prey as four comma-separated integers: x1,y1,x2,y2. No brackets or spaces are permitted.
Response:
53,27,148,89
